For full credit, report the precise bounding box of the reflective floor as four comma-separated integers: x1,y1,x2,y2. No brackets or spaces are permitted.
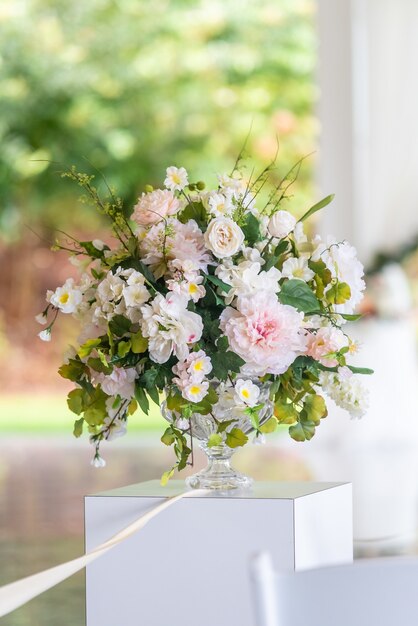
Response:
0,435,310,626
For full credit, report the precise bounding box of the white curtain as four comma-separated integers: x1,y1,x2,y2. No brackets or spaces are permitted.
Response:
317,0,418,266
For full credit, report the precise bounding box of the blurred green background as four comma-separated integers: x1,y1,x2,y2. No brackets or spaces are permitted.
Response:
0,0,317,436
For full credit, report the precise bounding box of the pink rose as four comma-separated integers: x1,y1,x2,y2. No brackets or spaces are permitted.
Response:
306,326,348,367
220,291,307,376
131,189,181,226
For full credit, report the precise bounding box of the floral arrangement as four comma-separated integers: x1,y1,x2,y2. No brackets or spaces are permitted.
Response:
37,156,371,482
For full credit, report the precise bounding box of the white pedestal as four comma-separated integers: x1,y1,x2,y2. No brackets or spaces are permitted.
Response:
85,480,352,626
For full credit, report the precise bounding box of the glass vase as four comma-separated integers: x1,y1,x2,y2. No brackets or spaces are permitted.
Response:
161,381,273,491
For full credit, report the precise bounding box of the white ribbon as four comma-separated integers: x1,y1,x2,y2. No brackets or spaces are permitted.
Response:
0,488,206,619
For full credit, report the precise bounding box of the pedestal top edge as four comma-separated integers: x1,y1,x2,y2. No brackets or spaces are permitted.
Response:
87,479,351,500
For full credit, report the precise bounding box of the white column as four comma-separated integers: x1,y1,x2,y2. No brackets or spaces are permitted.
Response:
317,0,418,266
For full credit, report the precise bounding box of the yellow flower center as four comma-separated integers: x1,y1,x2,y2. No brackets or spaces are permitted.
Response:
293,268,304,278
193,360,203,371
59,293,70,304
189,385,201,395
241,389,250,399
172,174,181,184
189,283,198,294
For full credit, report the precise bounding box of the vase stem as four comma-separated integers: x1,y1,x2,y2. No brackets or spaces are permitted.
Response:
186,444,253,491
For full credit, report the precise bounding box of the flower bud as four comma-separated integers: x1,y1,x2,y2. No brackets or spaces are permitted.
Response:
144,184,154,193
196,181,206,191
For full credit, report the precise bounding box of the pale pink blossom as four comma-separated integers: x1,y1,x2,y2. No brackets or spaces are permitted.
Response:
220,291,307,376
140,219,211,278
93,367,136,400
306,326,348,367
131,189,181,226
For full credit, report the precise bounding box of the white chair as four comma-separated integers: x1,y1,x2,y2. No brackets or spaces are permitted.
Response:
251,552,418,626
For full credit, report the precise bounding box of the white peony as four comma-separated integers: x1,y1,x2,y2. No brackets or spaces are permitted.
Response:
319,371,369,419
268,210,297,239
216,260,281,305
140,292,203,364
204,217,245,259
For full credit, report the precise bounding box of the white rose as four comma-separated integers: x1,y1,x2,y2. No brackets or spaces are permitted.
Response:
204,217,244,259
268,210,297,239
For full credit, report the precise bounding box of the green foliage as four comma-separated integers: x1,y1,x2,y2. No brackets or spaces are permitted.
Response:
298,194,334,223
0,0,316,238
278,279,320,313
326,282,351,305
226,427,248,448
207,433,223,447
242,213,261,246
108,315,131,337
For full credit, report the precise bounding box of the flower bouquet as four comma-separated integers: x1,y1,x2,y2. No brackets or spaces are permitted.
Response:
37,156,371,489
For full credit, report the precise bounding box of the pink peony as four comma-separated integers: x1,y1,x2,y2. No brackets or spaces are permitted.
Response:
220,291,307,376
306,326,348,367
131,189,181,226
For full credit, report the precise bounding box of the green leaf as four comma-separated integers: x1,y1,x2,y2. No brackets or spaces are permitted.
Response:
108,315,132,337
263,240,289,271
210,350,245,381
309,259,332,286
303,394,327,425
166,391,184,412
67,389,84,415
83,388,107,426
274,402,298,425
289,420,316,442
78,338,101,359
161,427,176,446
160,468,175,486
73,417,84,438
339,313,363,321
259,417,278,434
278,279,320,313
87,357,112,375
147,386,160,406
348,366,374,375
59,359,88,382
298,194,334,223
135,385,149,415
326,282,351,305
178,201,207,228
242,212,261,245
206,274,232,293
131,329,148,353
217,418,238,433
226,427,248,448
207,433,223,447
117,340,131,358
79,240,106,258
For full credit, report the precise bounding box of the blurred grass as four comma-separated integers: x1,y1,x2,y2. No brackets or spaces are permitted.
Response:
0,395,165,434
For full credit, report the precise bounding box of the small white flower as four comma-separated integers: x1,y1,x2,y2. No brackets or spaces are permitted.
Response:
252,432,266,445
208,192,234,217
183,381,209,403
164,166,189,192
268,210,297,239
123,283,150,308
204,217,245,259
235,379,260,407
35,312,48,325
282,257,315,282
38,328,52,342
49,278,83,314
91,454,106,468
92,239,105,251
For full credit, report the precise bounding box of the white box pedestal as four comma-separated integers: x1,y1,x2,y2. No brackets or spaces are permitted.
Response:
85,480,352,626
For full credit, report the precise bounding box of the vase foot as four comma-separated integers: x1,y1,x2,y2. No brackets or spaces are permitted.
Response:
185,468,253,491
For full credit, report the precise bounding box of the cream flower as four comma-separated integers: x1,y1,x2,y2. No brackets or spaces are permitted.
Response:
320,371,369,419
131,189,181,226
281,257,315,282
216,260,281,305
164,166,189,192
207,191,234,217
220,290,307,376
38,328,52,342
49,278,83,314
204,217,244,259
234,379,260,407
268,210,297,239
93,367,136,400
140,292,203,364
